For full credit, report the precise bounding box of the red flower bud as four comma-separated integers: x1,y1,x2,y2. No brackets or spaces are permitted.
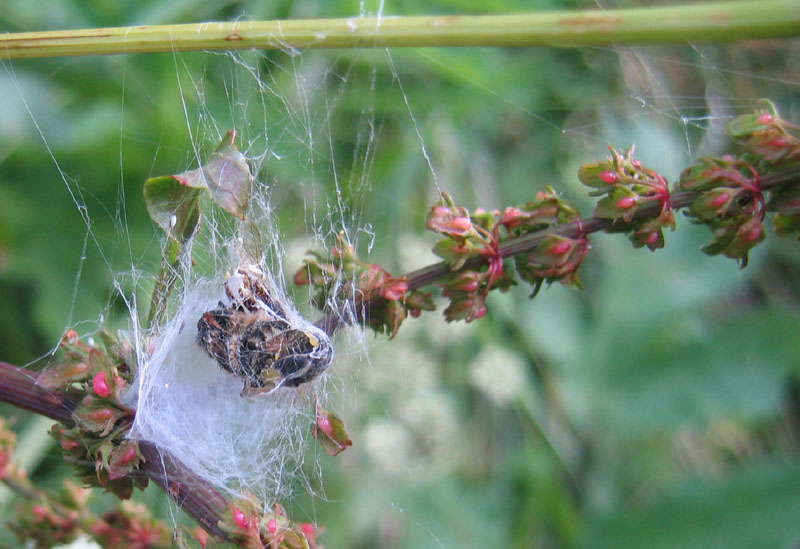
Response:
88,408,114,422
599,170,618,184
232,508,248,529
316,414,333,437
266,518,278,535
549,241,572,255
741,223,762,242
710,192,730,208
93,371,111,398
757,113,774,125
294,268,310,286
60,439,79,451
475,305,487,319
448,216,472,232
500,207,525,228
616,196,637,209
116,445,138,466
766,137,789,148
381,280,409,301
643,232,659,245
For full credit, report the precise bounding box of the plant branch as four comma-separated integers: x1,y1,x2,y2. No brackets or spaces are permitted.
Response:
1,1,798,60
0,362,232,542
315,166,800,336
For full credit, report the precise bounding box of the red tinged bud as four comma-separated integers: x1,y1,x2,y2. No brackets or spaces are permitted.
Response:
766,137,789,148
475,305,487,319
741,223,762,242
266,518,278,535
92,371,111,398
88,408,114,422
316,414,333,438
757,113,774,125
232,508,248,529
116,445,138,466
599,170,618,184
710,192,730,208
60,439,80,451
500,207,524,228
616,196,637,209
643,232,659,245
448,216,472,232
381,280,409,301
293,268,310,286
549,241,572,255
461,280,479,292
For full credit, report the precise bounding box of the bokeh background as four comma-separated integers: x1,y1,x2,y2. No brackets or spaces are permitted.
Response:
1,0,800,547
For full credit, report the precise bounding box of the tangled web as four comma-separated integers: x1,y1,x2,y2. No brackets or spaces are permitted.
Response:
4,3,799,539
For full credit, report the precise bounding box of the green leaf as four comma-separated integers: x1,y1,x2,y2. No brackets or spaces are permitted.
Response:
142,175,201,244
581,460,800,549
173,131,252,220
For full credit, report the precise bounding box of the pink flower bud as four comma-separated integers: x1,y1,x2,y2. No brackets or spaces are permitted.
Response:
767,137,789,148
381,280,409,301
710,192,730,208
432,206,450,217
60,439,79,451
88,408,114,422
616,196,637,209
599,170,618,184
643,232,659,245
64,330,79,344
500,206,524,225
742,224,762,242
32,505,47,518
266,518,278,535
549,241,572,255
757,113,774,125
93,371,111,398
232,508,248,529
116,445,138,466
448,216,472,232
462,280,480,292
317,414,333,437
475,305,487,319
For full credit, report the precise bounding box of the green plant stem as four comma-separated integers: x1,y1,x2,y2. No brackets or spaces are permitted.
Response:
1,1,798,60
314,166,800,336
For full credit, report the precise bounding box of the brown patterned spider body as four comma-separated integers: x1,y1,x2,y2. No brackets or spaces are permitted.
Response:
196,264,333,396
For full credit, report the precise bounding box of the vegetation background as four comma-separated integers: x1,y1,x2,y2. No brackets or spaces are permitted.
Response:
1,0,799,547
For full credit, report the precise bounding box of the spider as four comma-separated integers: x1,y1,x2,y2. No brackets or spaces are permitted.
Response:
196,264,333,396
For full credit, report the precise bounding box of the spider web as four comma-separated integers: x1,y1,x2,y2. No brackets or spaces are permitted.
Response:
1,2,798,545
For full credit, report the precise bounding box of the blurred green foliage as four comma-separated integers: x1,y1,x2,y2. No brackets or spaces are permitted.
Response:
1,0,800,547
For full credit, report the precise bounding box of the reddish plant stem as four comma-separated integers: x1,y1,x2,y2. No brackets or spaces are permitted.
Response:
315,166,800,336
0,362,232,542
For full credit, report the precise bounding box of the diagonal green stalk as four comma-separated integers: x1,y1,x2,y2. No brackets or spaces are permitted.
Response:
1,0,798,60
